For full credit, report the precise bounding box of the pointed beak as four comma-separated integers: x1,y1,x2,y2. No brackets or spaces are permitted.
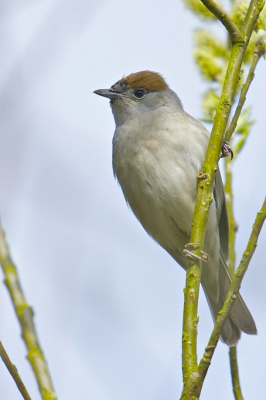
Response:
93,89,123,100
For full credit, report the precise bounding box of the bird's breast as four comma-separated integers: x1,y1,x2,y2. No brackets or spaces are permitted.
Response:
112,122,204,251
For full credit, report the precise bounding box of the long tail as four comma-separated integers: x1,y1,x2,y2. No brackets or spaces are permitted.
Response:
202,254,257,346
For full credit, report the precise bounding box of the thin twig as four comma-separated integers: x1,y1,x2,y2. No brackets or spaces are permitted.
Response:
0,341,32,400
181,197,266,398
224,157,237,276
242,1,265,40
181,0,265,398
223,20,266,400
200,0,243,43
225,49,262,144
224,156,244,400
197,196,266,387
0,221,57,400
230,346,244,400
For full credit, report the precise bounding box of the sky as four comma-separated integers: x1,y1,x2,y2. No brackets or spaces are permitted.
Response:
0,1,265,399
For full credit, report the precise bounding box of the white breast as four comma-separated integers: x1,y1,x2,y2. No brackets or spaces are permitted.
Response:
112,109,210,254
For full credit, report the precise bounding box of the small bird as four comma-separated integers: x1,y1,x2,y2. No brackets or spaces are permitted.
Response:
94,70,257,346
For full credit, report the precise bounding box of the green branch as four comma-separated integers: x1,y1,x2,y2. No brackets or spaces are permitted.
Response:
197,196,266,384
229,346,244,400
200,0,243,43
181,0,265,398
225,54,258,143
0,221,57,400
0,341,32,400
225,33,266,144
224,157,237,275
224,149,243,400
182,196,266,398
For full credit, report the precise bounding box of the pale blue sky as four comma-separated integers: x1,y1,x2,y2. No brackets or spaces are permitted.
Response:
0,1,265,399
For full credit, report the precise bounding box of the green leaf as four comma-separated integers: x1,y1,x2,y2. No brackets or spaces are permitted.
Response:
193,30,229,82
235,106,254,135
183,0,217,19
194,29,228,59
231,1,266,32
193,48,225,82
201,89,220,121
231,1,249,28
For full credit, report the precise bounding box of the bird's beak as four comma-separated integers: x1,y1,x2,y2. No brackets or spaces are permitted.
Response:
94,89,123,100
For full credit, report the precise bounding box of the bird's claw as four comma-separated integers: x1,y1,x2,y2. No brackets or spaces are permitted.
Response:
183,243,209,262
221,141,233,160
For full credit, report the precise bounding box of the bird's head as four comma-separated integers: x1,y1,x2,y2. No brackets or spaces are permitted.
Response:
94,71,183,126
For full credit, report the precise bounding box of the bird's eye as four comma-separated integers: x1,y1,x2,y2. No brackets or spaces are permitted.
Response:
134,89,145,99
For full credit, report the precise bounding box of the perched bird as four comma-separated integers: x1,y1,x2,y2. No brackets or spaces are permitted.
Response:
94,70,257,346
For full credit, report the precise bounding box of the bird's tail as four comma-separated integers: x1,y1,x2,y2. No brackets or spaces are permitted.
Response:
202,255,257,346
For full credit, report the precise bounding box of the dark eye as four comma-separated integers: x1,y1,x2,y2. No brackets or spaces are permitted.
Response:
134,89,145,99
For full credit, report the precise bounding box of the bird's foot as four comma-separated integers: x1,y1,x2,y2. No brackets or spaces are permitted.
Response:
221,141,233,159
183,243,209,262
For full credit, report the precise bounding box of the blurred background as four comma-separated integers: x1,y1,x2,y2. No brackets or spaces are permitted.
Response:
0,1,265,399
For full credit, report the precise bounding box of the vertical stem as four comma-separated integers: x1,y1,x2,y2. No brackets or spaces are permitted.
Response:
224,157,243,400
225,51,260,143
224,157,237,276
229,347,244,400
182,262,200,380
196,196,266,396
181,1,264,395
182,36,246,389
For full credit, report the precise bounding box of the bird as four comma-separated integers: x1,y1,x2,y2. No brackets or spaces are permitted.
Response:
94,70,257,346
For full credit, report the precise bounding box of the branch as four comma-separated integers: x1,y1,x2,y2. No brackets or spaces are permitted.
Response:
0,221,57,400
229,346,244,400
0,341,32,400
200,0,243,43
224,154,243,400
224,157,237,275
197,196,266,390
181,0,264,397
181,196,266,398
225,35,265,144
242,1,265,40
